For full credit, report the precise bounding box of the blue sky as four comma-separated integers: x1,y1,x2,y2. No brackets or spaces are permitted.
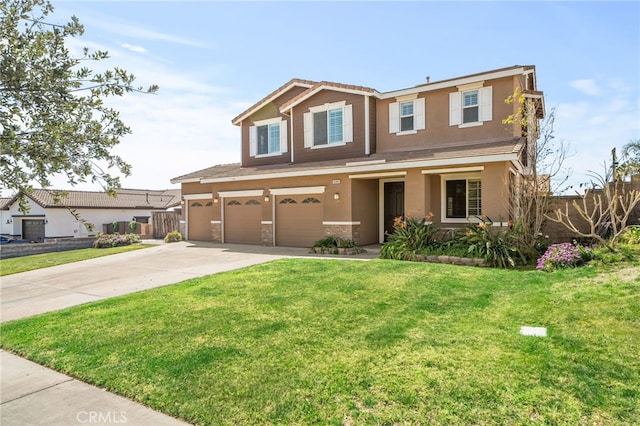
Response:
42,0,640,194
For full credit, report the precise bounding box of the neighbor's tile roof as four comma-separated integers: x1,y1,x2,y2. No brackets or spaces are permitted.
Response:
0,198,11,210
21,188,181,209
172,138,524,183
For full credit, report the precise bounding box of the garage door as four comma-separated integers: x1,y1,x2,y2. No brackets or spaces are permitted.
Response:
276,196,323,247
224,198,262,244
23,219,45,243
188,200,214,241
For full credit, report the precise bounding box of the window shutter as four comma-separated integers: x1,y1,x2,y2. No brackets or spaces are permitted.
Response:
480,86,492,122
280,120,288,153
389,102,399,133
343,104,353,143
249,125,257,157
415,98,426,130
303,112,313,148
449,92,461,126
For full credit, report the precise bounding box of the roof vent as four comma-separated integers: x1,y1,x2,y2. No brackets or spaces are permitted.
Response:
426,76,430,84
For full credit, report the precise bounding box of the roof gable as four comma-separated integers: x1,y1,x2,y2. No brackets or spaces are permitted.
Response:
279,81,379,112
231,78,316,125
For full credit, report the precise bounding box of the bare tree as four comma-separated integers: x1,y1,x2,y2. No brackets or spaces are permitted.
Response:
503,89,571,257
546,167,640,250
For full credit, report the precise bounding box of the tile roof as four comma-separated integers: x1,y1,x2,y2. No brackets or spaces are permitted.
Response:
172,138,524,183
14,188,181,209
0,198,11,210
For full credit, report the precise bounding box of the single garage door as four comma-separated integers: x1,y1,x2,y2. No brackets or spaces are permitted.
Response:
276,195,323,247
224,198,262,244
23,219,45,243
188,199,214,241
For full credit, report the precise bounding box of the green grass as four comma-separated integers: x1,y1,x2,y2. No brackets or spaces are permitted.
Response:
1,256,639,425
0,244,149,276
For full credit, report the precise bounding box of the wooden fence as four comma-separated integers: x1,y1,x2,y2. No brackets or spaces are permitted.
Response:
152,211,181,239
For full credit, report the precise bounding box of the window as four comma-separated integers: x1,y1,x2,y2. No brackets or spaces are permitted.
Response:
388,97,425,134
444,178,482,220
400,101,414,131
249,118,287,157
302,197,321,204
449,86,492,127
462,90,479,124
304,102,352,148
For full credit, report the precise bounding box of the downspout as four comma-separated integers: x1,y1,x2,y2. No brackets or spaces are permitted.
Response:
220,196,225,243
364,95,370,156
290,107,294,163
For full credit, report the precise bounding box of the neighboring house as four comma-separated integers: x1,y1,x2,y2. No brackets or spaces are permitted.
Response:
171,65,544,247
2,188,181,242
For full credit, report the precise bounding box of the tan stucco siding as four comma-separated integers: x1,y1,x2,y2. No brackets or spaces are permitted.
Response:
376,76,521,153
240,86,308,167
351,179,379,245
292,91,367,163
181,160,516,245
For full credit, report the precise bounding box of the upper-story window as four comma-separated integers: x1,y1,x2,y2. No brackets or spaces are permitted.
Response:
449,85,492,128
462,90,479,123
304,101,353,148
249,117,287,157
388,97,425,135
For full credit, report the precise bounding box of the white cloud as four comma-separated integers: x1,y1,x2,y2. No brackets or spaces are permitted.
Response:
120,43,147,54
569,79,602,96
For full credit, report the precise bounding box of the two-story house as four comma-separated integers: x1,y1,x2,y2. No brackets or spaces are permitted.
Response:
171,65,544,247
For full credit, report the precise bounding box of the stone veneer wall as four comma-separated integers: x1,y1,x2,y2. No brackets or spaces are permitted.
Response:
261,224,274,246
211,222,222,243
323,223,361,244
0,237,96,260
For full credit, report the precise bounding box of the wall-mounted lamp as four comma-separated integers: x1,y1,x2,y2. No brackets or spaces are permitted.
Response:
6,218,12,224
213,197,219,203
44,219,48,225
264,196,270,202
333,193,340,200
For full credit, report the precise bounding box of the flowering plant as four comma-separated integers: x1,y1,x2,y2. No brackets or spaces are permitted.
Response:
536,242,593,271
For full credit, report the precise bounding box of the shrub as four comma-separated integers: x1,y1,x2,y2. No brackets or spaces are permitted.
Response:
456,216,525,268
312,236,357,249
381,215,438,260
536,241,593,271
94,232,141,248
164,230,183,243
619,225,640,244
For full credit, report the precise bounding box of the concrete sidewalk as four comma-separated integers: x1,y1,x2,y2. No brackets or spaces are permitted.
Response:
1,241,378,425
1,350,189,425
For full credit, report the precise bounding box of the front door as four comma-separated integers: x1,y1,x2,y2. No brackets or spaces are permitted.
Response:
384,182,404,240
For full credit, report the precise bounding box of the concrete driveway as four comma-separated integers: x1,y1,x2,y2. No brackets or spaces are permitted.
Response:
0,241,306,323
1,241,377,425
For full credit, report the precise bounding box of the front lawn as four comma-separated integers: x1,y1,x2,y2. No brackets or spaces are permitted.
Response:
1,258,638,424
0,244,149,276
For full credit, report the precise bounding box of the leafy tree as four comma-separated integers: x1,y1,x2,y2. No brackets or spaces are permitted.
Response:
617,139,640,180
0,0,158,211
